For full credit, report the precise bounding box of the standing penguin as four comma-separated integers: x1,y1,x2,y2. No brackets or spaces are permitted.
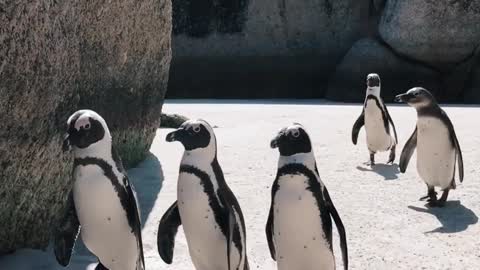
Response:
54,110,145,270
266,123,348,270
395,88,464,207
157,119,249,270
352,73,398,165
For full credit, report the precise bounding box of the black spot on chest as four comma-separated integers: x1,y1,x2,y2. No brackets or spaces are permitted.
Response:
274,163,333,250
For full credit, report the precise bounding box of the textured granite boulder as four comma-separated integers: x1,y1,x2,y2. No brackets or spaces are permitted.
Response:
379,0,480,68
0,0,171,253
463,50,480,103
169,0,371,98
160,113,189,129
326,38,441,102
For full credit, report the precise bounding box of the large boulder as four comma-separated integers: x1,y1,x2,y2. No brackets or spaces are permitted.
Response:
169,0,371,98
379,0,480,68
0,0,171,253
463,51,480,103
326,38,441,102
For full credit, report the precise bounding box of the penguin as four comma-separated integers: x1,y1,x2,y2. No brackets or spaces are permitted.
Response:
266,123,348,270
395,87,464,207
352,73,398,165
54,110,145,270
157,119,249,270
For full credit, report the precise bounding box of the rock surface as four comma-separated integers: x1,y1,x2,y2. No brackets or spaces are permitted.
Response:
169,0,371,98
326,38,441,102
463,53,480,103
160,113,189,129
0,0,171,253
2,101,480,270
379,0,480,68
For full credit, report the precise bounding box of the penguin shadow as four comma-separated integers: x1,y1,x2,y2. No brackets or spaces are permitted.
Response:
408,201,478,233
356,163,400,180
127,152,165,226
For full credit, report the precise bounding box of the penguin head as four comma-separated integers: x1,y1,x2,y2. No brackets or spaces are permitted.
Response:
271,123,312,156
63,110,111,154
366,73,381,96
166,119,216,152
394,87,437,108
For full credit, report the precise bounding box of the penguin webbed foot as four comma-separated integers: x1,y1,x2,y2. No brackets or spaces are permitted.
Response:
387,146,396,164
427,199,446,208
420,193,437,202
368,152,375,167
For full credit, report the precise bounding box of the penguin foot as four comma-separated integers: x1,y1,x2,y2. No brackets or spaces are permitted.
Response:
427,200,445,208
369,152,375,167
387,147,396,164
419,192,437,201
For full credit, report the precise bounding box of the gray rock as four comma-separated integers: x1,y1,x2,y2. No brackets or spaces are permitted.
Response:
379,0,480,68
326,38,441,102
169,0,371,98
160,113,189,129
0,0,171,253
463,51,480,103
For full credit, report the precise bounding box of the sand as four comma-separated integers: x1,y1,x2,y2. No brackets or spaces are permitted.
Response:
1,100,479,270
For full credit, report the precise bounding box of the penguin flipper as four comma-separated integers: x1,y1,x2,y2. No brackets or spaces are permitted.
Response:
352,110,365,145
54,191,80,267
157,201,181,264
265,203,276,261
384,105,398,144
124,179,145,270
454,134,464,182
441,110,464,182
227,209,235,270
399,127,417,173
323,187,348,270
216,191,238,270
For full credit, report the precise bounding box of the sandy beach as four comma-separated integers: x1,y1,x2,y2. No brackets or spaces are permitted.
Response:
1,100,479,270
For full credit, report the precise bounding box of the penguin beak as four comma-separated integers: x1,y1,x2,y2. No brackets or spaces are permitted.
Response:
62,133,71,152
166,129,186,142
270,134,282,149
166,130,177,142
394,93,410,103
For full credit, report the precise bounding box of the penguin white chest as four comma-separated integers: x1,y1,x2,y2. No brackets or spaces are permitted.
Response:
273,174,334,270
364,100,392,152
177,171,229,270
73,165,137,270
416,117,456,189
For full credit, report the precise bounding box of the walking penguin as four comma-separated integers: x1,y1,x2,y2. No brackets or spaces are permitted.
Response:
266,123,348,270
395,87,464,207
157,119,249,270
352,73,398,165
55,110,145,270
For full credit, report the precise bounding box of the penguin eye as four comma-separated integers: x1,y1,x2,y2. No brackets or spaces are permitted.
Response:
292,130,300,138
84,123,91,130
193,126,201,133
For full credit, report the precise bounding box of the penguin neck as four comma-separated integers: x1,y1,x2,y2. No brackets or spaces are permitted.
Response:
366,86,381,99
278,151,316,172
73,137,114,163
415,102,442,116
181,142,217,168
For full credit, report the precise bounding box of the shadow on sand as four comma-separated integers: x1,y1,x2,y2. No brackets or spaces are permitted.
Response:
408,201,478,233
356,163,400,180
128,152,165,225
